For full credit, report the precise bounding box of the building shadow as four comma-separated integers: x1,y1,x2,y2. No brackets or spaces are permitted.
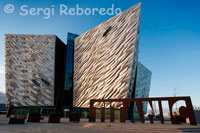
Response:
178,128,200,132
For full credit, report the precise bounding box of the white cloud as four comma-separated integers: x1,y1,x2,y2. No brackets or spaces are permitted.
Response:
0,73,5,93
0,81,5,93
0,89,5,93
0,66,5,74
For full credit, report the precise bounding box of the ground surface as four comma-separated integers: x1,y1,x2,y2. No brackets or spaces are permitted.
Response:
0,115,200,133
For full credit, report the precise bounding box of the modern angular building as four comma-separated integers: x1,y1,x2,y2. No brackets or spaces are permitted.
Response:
5,2,151,117
134,62,152,114
5,35,66,112
73,3,142,108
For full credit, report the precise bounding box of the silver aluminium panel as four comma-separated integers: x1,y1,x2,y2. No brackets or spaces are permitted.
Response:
73,3,141,108
5,35,55,107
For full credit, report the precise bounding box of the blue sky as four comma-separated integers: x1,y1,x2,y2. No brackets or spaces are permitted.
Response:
0,0,200,108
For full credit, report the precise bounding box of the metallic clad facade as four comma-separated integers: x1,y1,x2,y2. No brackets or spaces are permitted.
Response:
5,35,56,107
134,62,152,114
73,3,141,108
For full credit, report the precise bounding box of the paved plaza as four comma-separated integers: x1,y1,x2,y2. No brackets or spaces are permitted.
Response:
0,115,200,133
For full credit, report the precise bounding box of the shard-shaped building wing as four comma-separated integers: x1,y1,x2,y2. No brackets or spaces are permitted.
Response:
134,62,152,114
5,35,66,108
73,3,141,108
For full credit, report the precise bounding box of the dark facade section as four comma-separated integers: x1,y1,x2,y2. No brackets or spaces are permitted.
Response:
54,37,66,112
63,33,78,110
65,33,79,91
128,64,138,120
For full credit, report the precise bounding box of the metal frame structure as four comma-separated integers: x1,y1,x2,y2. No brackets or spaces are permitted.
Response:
89,96,197,125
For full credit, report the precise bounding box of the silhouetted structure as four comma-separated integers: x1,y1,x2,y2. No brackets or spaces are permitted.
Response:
89,96,197,125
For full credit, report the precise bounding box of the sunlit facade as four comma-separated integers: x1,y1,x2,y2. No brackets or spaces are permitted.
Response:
5,34,65,111
73,3,149,108
5,3,151,117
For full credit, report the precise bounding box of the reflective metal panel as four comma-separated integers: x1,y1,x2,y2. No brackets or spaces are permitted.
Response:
73,3,141,108
5,35,55,107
